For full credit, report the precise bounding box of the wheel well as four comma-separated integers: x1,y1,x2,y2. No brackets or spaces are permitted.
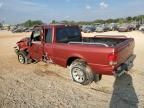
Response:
19,49,28,55
67,57,80,66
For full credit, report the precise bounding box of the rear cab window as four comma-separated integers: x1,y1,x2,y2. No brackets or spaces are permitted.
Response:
56,26,81,43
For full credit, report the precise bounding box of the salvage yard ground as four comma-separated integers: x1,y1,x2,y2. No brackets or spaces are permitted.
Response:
0,30,144,108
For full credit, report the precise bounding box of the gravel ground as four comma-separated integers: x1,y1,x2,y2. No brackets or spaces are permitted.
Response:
0,30,144,108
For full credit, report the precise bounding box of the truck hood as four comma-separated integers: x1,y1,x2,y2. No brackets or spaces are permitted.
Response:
17,37,30,44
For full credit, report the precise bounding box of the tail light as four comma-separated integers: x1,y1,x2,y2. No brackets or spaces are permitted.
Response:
108,53,117,65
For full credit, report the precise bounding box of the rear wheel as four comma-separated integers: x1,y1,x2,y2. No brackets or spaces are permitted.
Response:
93,74,102,83
70,59,94,85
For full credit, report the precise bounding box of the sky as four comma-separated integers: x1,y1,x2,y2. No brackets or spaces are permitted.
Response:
0,0,144,24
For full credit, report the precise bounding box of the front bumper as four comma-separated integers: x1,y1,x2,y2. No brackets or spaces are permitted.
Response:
14,46,19,55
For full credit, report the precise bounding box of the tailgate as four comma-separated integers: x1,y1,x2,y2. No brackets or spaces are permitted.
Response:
115,38,135,66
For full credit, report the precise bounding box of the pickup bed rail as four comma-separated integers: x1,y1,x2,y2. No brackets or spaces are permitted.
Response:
68,42,109,47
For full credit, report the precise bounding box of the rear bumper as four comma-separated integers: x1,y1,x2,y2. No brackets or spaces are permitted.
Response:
113,54,136,76
89,54,136,76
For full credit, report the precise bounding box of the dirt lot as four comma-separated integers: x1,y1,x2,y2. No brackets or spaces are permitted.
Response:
0,30,144,108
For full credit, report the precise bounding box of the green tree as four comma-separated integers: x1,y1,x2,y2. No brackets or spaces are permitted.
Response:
132,16,138,21
51,20,57,24
126,16,132,23
22,20,43,27
105,19,113,23
61,20,69,24
0,23,2,28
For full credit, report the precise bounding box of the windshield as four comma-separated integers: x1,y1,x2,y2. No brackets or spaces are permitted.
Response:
56,27,81,43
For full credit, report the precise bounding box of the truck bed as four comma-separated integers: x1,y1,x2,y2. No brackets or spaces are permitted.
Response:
67,36,135,70
82,37,127,47
68,36,128,47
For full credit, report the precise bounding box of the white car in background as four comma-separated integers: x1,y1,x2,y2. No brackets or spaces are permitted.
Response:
139,24,144,31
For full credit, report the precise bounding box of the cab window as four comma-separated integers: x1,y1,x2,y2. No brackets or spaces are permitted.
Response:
32,30,41,41
45,28,52,43
56,27,81,43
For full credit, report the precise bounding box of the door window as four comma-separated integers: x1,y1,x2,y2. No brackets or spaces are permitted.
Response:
45,28,52,43
33,30,41,41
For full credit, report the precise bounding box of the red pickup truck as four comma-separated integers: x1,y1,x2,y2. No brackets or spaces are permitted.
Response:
14,24,136,85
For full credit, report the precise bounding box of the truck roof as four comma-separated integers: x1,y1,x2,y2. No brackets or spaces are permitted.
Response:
34,24,79,28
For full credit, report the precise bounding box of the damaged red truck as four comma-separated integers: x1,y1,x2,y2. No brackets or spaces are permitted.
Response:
14,24,136,85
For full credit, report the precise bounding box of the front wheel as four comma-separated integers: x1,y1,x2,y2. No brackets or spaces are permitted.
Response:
70,59,94,85
17,51,29,64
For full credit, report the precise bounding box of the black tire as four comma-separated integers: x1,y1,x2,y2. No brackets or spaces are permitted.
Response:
17,51,29,64
93,74,102,83
70,59,94,85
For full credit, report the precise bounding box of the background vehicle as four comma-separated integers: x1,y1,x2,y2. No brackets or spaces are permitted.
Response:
107,23,118,31
12,28,23,33
82,26,95,33
129,23,137,30
14,24,136,85
117,24,132,32
139,24,144,32
95,24,109,32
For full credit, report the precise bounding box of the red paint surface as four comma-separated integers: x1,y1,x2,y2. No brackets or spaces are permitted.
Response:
16,24,135,75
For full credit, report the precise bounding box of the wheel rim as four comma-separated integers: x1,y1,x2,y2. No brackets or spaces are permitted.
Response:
72,67,85,83
18,54,25,64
